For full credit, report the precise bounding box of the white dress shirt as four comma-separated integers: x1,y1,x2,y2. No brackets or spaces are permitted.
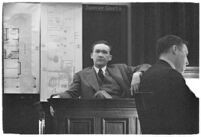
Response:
93,66,107,76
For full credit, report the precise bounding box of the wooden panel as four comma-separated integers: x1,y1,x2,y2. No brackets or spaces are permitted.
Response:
102,118,129,134
136,117,142,134
3,94,39,134
66,118,94,134
48,98,136,108
48,99,141,134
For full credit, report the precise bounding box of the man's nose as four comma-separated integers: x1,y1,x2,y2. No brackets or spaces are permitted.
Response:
186,58,189,66
97,52,104,56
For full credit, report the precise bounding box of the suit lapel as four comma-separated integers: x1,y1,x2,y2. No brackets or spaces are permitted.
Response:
85,67,100,92
107,66,128,94
107,66,123,82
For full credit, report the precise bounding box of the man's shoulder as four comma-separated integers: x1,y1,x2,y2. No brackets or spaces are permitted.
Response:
76,67,93,74
144,63,183,79
108,63,127,68
75,64,127,73
140,63,186,92
166,68,184,80
155,63,183,78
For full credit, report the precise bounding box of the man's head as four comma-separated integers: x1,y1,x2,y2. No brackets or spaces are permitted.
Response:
90,40,112,68
157,35,189,74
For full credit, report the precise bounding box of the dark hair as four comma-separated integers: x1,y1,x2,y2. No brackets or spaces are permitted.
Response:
91,40,112,52
156,35,188,57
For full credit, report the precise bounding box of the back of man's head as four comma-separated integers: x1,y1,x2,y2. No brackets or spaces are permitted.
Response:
156,35,187,57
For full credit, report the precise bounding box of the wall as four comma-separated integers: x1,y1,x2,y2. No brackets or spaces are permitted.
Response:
131,3,199,67
83,4,128,67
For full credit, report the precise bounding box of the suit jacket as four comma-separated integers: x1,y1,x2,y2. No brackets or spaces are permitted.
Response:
138,60,199,134
56,64,150,99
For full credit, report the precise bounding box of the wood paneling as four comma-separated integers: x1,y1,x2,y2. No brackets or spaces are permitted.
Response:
66,118,94,134
102,118,128,134
48,99,141,134
3,94,39,134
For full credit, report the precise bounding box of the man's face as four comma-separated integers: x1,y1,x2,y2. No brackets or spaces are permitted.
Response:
91,43,112,68
174,44,189,74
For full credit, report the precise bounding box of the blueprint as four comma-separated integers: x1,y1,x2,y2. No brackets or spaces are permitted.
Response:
40,3,82,101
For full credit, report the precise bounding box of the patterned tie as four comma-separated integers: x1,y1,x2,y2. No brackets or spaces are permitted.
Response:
98,69,104,81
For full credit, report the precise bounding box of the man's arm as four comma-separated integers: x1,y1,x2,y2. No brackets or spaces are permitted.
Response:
94,90,112,99
129,64,151,74
130,71,143,96
127,64,151,95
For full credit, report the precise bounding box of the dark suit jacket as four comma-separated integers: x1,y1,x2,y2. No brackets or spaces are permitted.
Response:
56,64,150,99
137,60,199,134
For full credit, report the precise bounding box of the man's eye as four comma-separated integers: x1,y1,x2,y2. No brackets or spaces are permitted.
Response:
95,50,100,53
100,50,108,54
95,50,108,54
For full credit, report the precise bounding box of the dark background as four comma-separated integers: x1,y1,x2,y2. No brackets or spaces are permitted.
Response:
131,3,199,66
83,4,128,67
83,3,199,67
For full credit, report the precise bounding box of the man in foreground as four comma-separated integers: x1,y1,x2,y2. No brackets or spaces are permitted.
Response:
137,35,199,134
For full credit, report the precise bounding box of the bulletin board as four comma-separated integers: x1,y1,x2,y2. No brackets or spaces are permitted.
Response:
40,3,82,101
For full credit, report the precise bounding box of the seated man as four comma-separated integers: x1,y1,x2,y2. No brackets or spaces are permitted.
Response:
51,40,150,99
137,35,199,134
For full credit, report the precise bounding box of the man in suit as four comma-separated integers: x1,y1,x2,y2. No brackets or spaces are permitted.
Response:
51,40,150,99
137,35,199,134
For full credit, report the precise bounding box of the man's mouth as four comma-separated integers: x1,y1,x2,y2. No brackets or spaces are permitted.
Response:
97,58,104,61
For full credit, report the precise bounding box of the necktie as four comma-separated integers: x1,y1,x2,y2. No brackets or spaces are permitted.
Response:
98,69,104,81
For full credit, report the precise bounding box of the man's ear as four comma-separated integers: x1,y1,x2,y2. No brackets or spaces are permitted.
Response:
172,45,177,55
90,53,93,59
108,55,112,61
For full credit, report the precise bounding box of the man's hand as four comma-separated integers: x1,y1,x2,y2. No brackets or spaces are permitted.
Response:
52,95,60,98
50,105,55,117
94,90,112,99
131,71,142,96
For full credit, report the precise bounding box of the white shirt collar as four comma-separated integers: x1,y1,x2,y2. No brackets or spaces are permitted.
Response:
93,66,107,75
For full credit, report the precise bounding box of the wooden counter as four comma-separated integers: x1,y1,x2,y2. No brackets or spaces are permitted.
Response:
48,98,141,134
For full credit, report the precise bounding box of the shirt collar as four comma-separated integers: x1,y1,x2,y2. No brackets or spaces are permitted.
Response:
159,57,176,70
93,65,107,75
